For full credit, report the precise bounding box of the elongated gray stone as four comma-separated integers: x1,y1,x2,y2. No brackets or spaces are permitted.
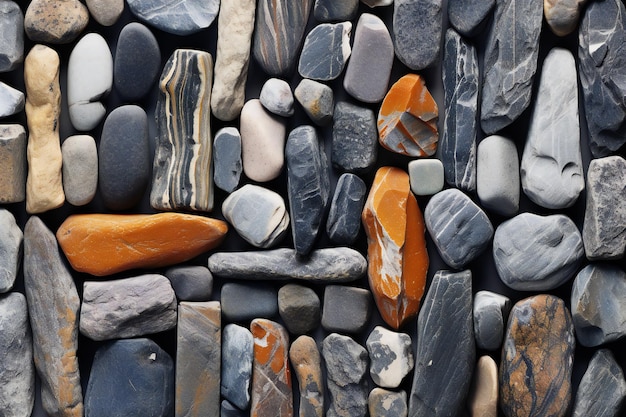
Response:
80,274,177,341
298,22,352,81
0,124,26,203
393,0,442,70
0,82,24,117
331,102,377,174
208,247,367,283
477,135,520,216
314,0,358,21
278,284,321,335
409,270,474,417
221,324,253,410
221,282,278,322
294,79,334,126
366,326,413,389
0,293,34,417
62,135,98,207
473,291,510,351
447,0,494,36
23,216,83,417
152,49,214,212
441,28,478,192
260,78,294,117
322,285,372,334
286,126,330,255
481,0,543,134
127,0,219,35
290,336,324,417
369,389,407,417
326,173,367,245
213,127,242,193
0,1,23,72
0,209,22,293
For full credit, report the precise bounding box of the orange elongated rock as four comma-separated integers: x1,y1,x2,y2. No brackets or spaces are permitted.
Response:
362,166,429,329
377,74,438,157
56,213,228,276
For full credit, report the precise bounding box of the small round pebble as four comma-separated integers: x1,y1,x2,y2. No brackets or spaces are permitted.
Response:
278,284,321,335
408,159,444,196
164,265,213,301
259,78,294,117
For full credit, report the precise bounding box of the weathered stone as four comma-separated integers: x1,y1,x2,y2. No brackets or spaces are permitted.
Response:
57,213,227,276
545,0,588,36
409,270,474,417
221,283,278,322
222,400,246,417
378,74,438,157
393,0,442,70
294,79,334,126
369,389,407,417
583,156,626,260
407,159,444,196
164,265,213,302
23,216,82,417
0,124,25,203
500,295,574,417
362,166,428,329
61,135,97,206
331,102,377,174
314,0,358,21
0,1,23,72
213,127,242,193
0,209,22,293
290,336,324,417
477,135,520,216
0,82,24,117
326,173,367,245
447,0,495,36
24,0,88,44
493,213,584,291
127,0,219,35
298,22,352,81
222,324,253,410
322,285,372,334
468,356,498,417
80,274,177,341
473,291,510,351
278,284,320,335
86,0,124,26
176,301,221,417
481,0,543,134
260,78,294,117
366,326,413,389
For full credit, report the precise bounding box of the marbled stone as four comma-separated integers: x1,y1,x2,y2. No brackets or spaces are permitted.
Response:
407,159,444,196
322,285,372,334
493,213,584,291
583,156,626,260
441,28,478,192
85,338,174,417
24,0,88,44
176,301,221,417
366,326,413,389
250,319,293,417
278,284,321,335
213,127,242,193
0,209,22,293
24,45,64,214
294,79,334,126
152,49,214,212
240,99,286,182
222,401,246,417
447,0,495,36
326,173,367,245
221,283,278,322
500,295,574,417
468,356,498,417
572,349,626,417
322,333,368,417
211,0,256,121
114,22,160,102
23,216,82,417
409,270,474,417
61,135,97,206
473,291,510,351
80,274,177,341
290,336,324,417
164,265,213,302
362,166,429,329
481,0,543,134
0,293,34,417
331,101,377,174
314,0,358,21
86,0,124,26
378,74,438,157
369,389,407,417
298,22,352,81
0,1,23,72
127,0,219,35
393,0,442,70
0,82,24,117
477,135,520,216
424,189,493,269
344,13,394,103
545,0,588,36
222,324,253,410
0,124,25,203
57,213,228,276
260,78,294,117
253,0,313,76
99,105,149,211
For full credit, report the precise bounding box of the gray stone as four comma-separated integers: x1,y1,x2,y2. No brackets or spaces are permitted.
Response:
164,265,213,301
24,0,88,44
441,28,478,192
221,324,253,410
321,285,372,334
369,389,407,417
407,159,444,196
477,135,520,216
0,293,34,417
0,82,24,117
326,173,366,245
298,22,352,81
278,284,321,335
314,0,358,21
447,0,494,36
409,270,475,417
0,124,26,203
213,127,242,193
295,79,334,126
366,326,413,389
473,291,511,351
424,189,493,269
583,156,626,260
393,0,442,70
322,334,369,417
80,274,177,341
260,78,294,117
221,400,246,417
545,0,588,36
221,283,278,322
362,0,393,6
62,135,98,207
290,335,324,417
127,0,219,35
331,102,378,174
0,209,22,293
480,0,543,134
0,1,23,72
493,213,584,291
86,0,124,26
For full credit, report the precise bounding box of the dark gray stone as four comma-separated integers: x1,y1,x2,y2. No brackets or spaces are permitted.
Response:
314,0,358,21
473,291,510,351
321,285,372,334
259,78,294,117
278,284,320,335
393,0,442,70
447,0,495,36
326,173,366,245
0,1,23,72
221,324,253,410
0,82,24,117
221,282,278,322
294,79,334,126
213,127,242,193
366,326,413,389
127,0,219,35
221,400,247,417
164,265,213,301
85,338,174,417
298,22,352,81
0,209,22,293
331,102,378,174
369,389,407,417
409,270,475,417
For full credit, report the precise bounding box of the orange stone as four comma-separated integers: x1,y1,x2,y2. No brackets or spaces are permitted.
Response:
56,213,228,276
377,74,438,157
362,166,429,329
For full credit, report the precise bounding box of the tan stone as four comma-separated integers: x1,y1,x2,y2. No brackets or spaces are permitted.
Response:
544,0,588,36
0,124,26,203
468,356,498,417
289,336,323,417
86,0,124,26
25,0,89,44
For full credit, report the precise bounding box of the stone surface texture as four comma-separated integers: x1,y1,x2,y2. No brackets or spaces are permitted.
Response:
278,284,320,335
545,0,588,36
0,209,22,293
366,326,413,389
61,135,97,206
290,336,324,417
294,79,334,126
448,0,495,36
473,290,510,351
213,127,242,193
0,82,24,117
86,0,124,26
127,0,219,35
477,135,520,216
0,124,26,203
164,265,213,302
321,285,372,334
468,356,498,417
326,173,367,245
369,389,407,417
331,102,377,174
24,0,88,44
221,324,253,410
260,78,294,117
298,22,352,81
314,0,358,21
0,1,23,72
393,0,442,70
221,282,278,322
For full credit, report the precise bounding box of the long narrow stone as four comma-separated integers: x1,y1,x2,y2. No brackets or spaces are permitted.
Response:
0,125,26,203
23,216,82,417
290,336,324,417
0,209,22,293
213,127,242,193
221,324,253,410
393,0,442,70
326,173,367,245
62,135,98,207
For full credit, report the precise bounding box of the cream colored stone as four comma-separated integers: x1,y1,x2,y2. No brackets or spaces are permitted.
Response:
86,0,124,26
468,355,498,417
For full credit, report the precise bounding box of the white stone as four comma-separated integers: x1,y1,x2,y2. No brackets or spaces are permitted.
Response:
259,78,294,117
62,135,98,206
0,82,24,118
477,135,519,217
366,326,414,389
361,0,393,6
408,159,444,196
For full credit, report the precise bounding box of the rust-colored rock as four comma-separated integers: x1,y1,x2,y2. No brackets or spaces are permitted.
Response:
56,213,228,276
377,74,438,157
289,336,323,417
362,166,429,329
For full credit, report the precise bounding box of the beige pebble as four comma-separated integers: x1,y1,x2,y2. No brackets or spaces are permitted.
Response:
25,0,89,44
86,0,124,26
0,124,26,203
468,355,498,417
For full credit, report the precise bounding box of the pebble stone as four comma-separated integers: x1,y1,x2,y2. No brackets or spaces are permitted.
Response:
127,0,219,35
366,326,414,389
221,324,253,410
278,284,321,335
0,209,22,293
213,127,242,193
164,265,213,302
24,0,89,44
294,79,335,126
545,0,588,36
326,173,367,245
0,1,23,72
314,0,358,21
369,389,407,417
259,78,294,117
393,0,442,70
85,0,124,26
322,285,372,334
0,82,24,117
331,101,378,174
290,335,324,417
447,0,495,36
221,282,278,322
61,135,98,207
473,291,510,351
468,356,498,417
477,135,520,216
298,22,352,81
0,125,25,204
407,159,444,196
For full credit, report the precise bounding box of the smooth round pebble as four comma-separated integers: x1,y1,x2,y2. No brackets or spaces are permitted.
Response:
86,0,124,26
259,78,294,117
24,0,89,44
164,265,213,301
278,284,321,335
408,159,444,196
62,135,98,206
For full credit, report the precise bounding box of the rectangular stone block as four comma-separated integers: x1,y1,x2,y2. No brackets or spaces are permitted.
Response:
0,124,26,203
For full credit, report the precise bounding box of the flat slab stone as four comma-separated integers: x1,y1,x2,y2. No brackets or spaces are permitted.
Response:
0,82,24,117
278,284,320,335
477,135,520,216
0,1,23,72
290,336,324,417
366,326,413,389
0,209,22,293
164,265,213,301
314,0,358,21
326,173,367,245
321,285,372,334
331,102,377,174
468,356,498,417
0,124,26,204
407,159,444,196
545,0,588,36
213,127,242,193
24,0,88,44
221,324,253,410
127,0,219,35
473,291,510,351
260,78,294,117
447,0,494,36
298,22,352,81
221,282,278,322
62,135,98,206
294,79,334,126
393,0,442,70
369,389,407,417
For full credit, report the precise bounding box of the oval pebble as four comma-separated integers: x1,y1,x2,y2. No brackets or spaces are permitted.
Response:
62,135,98,206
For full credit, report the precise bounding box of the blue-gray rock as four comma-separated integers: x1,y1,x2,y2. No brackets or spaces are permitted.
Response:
99,105,150,211
0,209,22,293
298,22,352,81
0,124,26,204
477,135,520,216
221,400,247,417
0,82,24,117
213,127,242,193
579,0,626,157
314,0,358,21
127,0,219,35
393,0,442,70
441,28,478,192
221,324,253,410
572,349,626,417
294,79,335,126
221,282,278,322
85,338,174,417
369,389,407,417
424,189,493,269
259,78,294,117
326,173,366,245
114,22,161,101
62,135,98,207
494,213,584,291
0,293,34,417
480,0,543,134
473,290,511,351
321,285,372,334
409,270,475,417
286,126,330,256
331,102,378,174
164,265,213,301
447,0,494,36
583,156,626,260
0,1,23,72
278,284,320,335
366,326,413,389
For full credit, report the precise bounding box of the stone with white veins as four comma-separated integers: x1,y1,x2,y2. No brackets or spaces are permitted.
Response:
62,135,98,207
393,0,442,70
326,173,367,245
0,1,23,72
314,0,358,21
477,135,520,217
0,82,24,118
473,291,510,351
447,0,495,36
127,0,220,35
545,0,588,36
295,79,334,126
0,209,22,293
366,326,414,389
213,127,242,193
369,389,407,417
260,78,294,117
298,22,352,81
221,324,253,410
331,102,378,174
